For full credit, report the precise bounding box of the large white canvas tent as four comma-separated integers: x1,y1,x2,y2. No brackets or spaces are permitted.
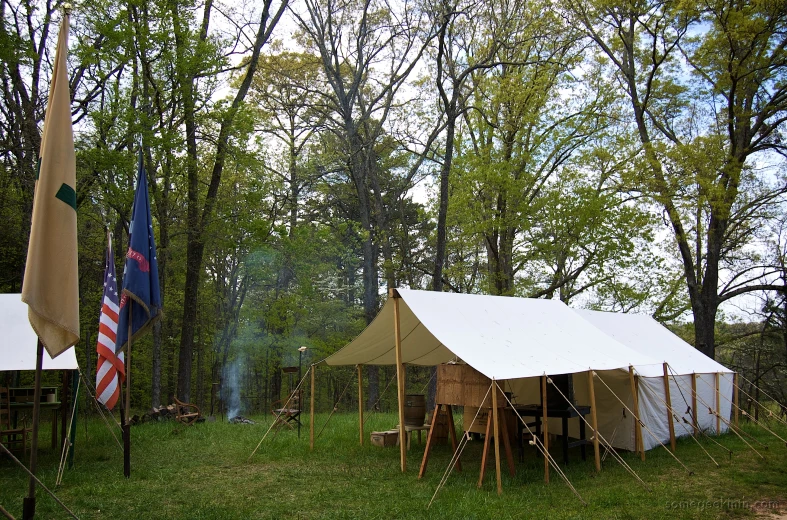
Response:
0,293,79,371
322,289,733,453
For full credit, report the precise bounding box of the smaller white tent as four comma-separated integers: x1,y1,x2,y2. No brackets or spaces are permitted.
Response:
575,309,733,450
0,293,79,371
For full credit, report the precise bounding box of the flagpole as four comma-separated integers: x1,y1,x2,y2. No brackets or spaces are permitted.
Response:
22,339,45,519
124,305,132,478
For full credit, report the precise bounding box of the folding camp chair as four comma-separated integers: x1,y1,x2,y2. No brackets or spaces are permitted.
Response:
271,391,301,430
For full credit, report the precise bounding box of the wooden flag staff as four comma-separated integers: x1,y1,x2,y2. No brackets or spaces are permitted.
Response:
124,305,132,478
22,340,45,519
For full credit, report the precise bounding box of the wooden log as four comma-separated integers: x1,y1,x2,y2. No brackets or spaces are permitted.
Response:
629,366,644,461
587,370,601,472
357,365,364,447
692,373,698,436
492,380,502,495
663,363,676,452
310,364,315,451
542,375,549,484
391,289,407,472
715,372,721,435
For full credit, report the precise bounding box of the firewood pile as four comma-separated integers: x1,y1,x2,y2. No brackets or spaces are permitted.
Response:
128,403,204,425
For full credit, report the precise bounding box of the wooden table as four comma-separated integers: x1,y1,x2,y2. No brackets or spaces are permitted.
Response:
8,387,62,450
513,404,591,464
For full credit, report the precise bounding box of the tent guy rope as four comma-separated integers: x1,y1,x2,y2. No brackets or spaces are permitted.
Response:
427,385,491,509
671,373,764,459
316,372,355,440
248,366,311,461
641,372,721,466
0,443,79,519
545,376,652,492
500,382,589,503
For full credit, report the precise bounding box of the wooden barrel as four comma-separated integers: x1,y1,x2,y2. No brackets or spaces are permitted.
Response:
404,394,426,426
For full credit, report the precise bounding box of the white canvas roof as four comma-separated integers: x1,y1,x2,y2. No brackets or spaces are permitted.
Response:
573,309,732,376
323,289,662,380
0,293,79,371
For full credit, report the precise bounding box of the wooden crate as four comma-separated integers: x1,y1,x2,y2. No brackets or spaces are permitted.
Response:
436,364,504,408
370,430,399,447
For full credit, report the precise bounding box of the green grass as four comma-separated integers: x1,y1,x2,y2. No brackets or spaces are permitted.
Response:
1,411,786,519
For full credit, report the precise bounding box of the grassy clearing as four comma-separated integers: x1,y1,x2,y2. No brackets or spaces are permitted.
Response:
1,411,786,519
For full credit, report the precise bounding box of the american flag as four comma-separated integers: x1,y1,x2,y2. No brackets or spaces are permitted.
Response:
96,236,125,410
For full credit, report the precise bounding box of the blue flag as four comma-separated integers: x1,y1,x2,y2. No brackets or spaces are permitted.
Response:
116,151,162,353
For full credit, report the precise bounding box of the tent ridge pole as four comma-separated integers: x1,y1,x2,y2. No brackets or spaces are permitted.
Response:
391,289,407,472
663,363,676,452
587,369,601,472
358,364,364,446
491,379,502,495
629,365,644,461
541,374,549,484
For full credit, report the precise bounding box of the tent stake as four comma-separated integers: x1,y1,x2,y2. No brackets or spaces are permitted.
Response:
663,363,676,452
310,364,316,451
629,366,644,461
692,373,698,437
541,375,549,483
587,370,601,472
390,289,407,472
357,364,363,446
491,379,502,495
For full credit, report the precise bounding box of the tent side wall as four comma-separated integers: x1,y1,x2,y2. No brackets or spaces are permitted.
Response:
501,370,733,452
638,372,733,450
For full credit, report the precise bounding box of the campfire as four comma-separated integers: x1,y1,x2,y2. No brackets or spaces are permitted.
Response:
229,415,255,424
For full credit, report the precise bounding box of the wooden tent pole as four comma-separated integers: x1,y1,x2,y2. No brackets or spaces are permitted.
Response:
358,364,364,446
541,375,549,484
691,373,698,436
628,366,644,461
491,380,502,495
391,289,407,472
663,363,676,452
715,372,721,435
587,370,601,472
310,364,316,451
733,372,739,428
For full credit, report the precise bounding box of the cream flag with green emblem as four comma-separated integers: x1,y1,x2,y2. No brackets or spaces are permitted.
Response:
21,14,79,357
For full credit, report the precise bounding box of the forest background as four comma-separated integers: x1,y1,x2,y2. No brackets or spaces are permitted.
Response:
1,0,786,417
